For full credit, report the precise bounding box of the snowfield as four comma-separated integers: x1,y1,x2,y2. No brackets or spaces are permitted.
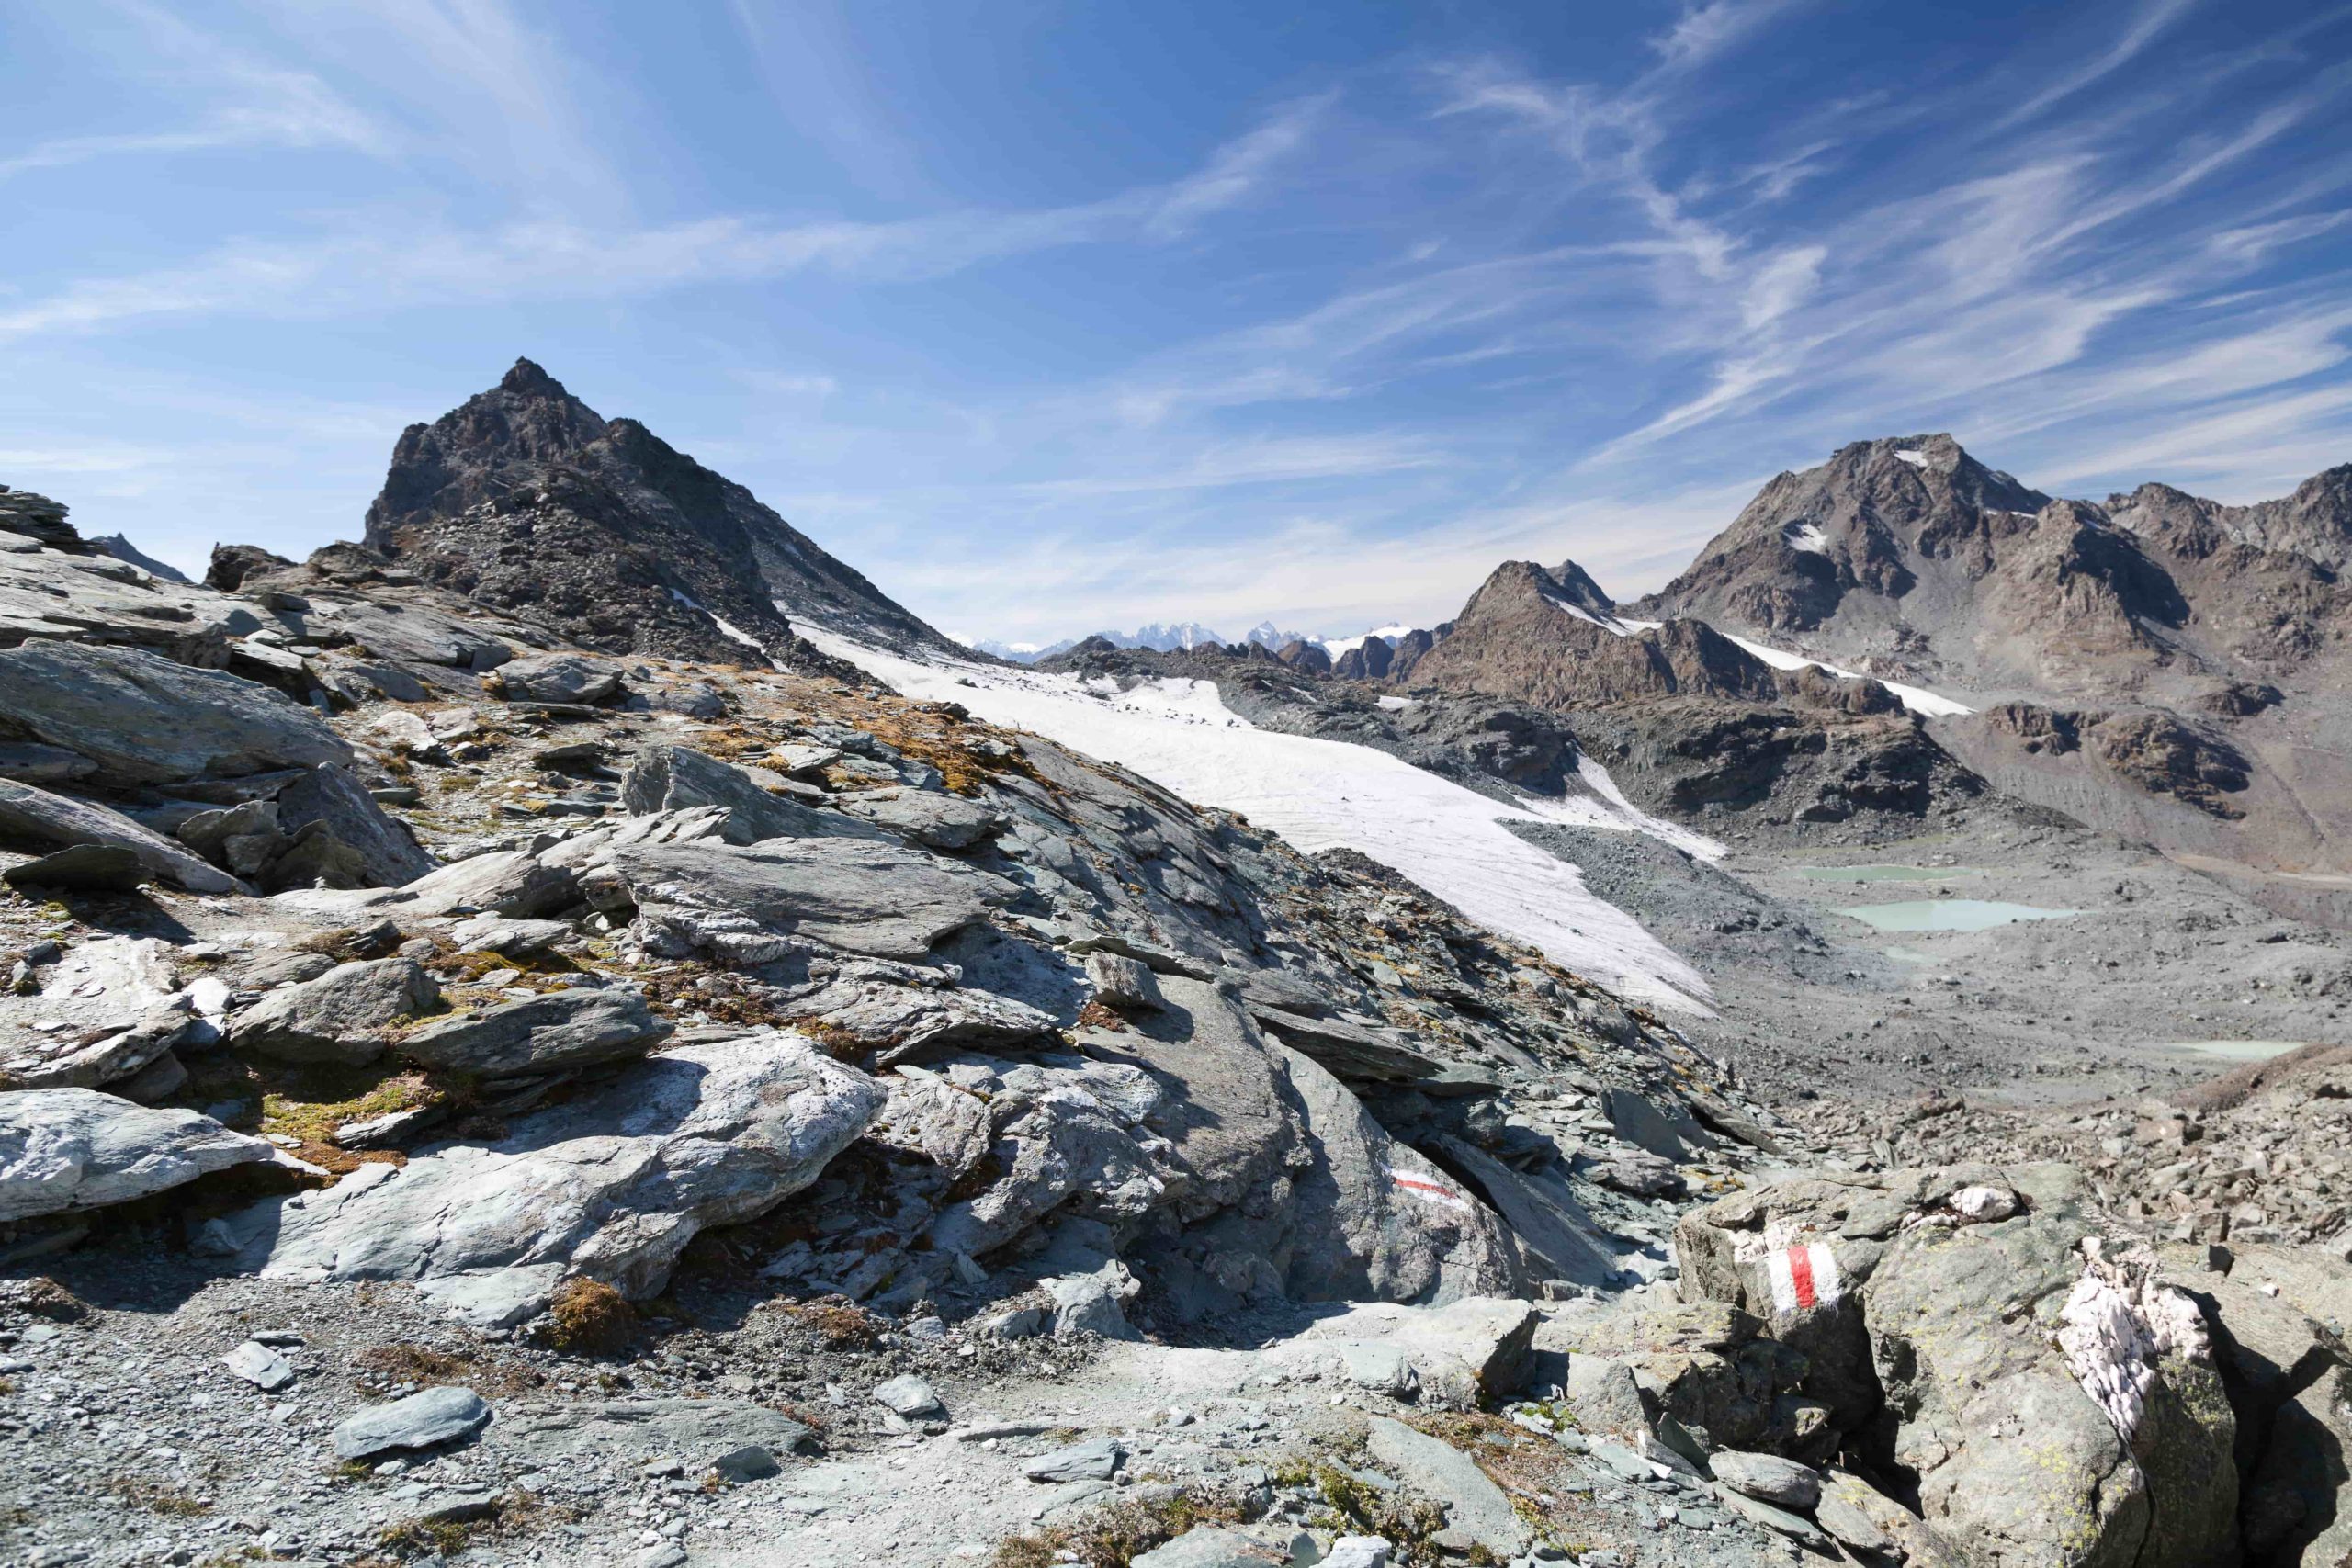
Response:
1716,632,1973,719
796,626,1715,1012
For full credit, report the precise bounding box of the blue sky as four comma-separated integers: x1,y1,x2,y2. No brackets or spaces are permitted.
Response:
4,0,2349,644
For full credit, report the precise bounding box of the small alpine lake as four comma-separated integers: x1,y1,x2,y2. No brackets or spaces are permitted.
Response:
1834,898,2084,932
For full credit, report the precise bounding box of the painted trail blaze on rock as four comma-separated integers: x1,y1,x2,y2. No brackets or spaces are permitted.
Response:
1385,1165,1474,1212
1765,1243,1842,1314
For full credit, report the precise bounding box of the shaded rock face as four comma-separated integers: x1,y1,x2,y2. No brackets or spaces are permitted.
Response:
1574,697,1976,825
362,359,954,662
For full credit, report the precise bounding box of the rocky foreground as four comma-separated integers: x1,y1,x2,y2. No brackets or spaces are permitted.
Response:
3,378,2350,1568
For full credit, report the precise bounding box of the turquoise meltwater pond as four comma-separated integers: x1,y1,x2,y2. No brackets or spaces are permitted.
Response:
1834,899,2082,932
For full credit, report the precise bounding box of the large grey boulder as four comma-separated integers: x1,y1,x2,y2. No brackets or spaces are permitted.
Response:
2,843,147,892
1671,1168,1905,1428
1267,1042,1521,1312
332,1386,492,1460
1677,1164,2241,1568
271,764,436,887
1709,1450,1820,1510
1432,1136,1616,1289
223,958,442,1066
0,640,350,784
1101,976,1518,1321
620,746,883,846
0,1090,278,1221
918,1055,1173,1263
233,1032,885,1316
0,777,237,893
1573,1300,1817,1459
1285,1297,1538,1412
489,650,620,703
615,839,1012,961
379,848,581,918
495,1397,817,1471
398,987,672,1078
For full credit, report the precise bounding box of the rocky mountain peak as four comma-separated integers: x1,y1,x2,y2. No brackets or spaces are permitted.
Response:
356,361,955,664
498,355,571,399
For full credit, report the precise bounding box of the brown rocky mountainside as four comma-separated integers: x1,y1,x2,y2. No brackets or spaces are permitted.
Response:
1413,560,1784,708
1625,434,2352,894
362,358,956,665
1632,432,2352,706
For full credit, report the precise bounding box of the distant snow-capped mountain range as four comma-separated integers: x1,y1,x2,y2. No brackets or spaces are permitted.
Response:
967,618,1414,664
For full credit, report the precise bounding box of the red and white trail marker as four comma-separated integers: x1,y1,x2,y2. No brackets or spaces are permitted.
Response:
1385,1166,1474,1213
1764,1243,1842,1315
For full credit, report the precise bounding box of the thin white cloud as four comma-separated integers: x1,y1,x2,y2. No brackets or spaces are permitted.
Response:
1650,0,1807,71
0,97,1327,340
1,4,392,178
1994,0,2199,130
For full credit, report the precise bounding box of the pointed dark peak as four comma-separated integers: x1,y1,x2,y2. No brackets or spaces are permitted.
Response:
1543,558,1617,615
500,356,569,399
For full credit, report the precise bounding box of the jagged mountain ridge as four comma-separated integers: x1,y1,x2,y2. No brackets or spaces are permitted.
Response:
1632,433,2352,702
1626,434,2352,880
364,359,956,665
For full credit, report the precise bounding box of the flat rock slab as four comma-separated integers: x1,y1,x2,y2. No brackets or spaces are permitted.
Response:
398,987,671,1077
1365,1416,1531,1556
224,957,441,1066
495,1397,818,1470
1131,1526,1304,1567
332,1386,492,1460
1022,1437,1124,1483
1251,1006,1440,1082
615,838,1013,960
622,746,885,848
1710,1450,1820,1510
838,786,1005,850
0,639,352,784
2,843,148,892
0,1089,278,1222
0,778,235,894
0,741,97,784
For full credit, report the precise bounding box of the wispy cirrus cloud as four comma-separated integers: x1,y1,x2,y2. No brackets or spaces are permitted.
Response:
5,0,2348,643
1,3,392,178
0,94,1326,339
